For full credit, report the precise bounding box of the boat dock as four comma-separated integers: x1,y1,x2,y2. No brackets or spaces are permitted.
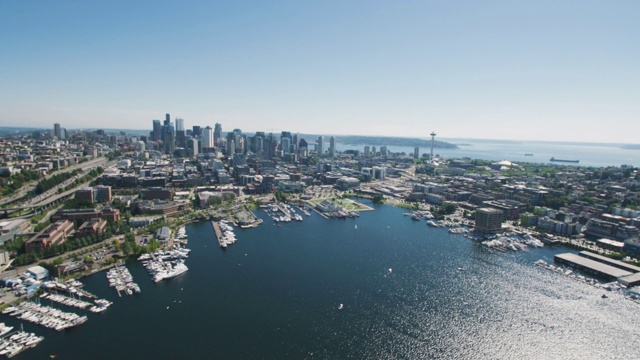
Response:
42,293,92,310
211,221,224,247
296,204,311,216
276,204,291,218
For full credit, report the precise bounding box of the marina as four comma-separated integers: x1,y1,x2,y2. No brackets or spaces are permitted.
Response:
0,326,44,358
2,204,640,358
263,203,305,223
106,265,140,297
4,301,88,331
212,220,237,248
40,293,92,310
140,247,190,282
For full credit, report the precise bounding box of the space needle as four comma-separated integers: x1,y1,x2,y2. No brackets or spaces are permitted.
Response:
430,131,436,162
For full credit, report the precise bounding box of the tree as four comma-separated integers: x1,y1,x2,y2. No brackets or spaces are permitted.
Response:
442,203,457,215
372,194,384,204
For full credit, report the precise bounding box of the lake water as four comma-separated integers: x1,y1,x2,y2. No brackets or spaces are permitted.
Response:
8,202,640,359
337,138,640,167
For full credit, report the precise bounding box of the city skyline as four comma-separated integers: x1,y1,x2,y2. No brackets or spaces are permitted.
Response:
1,1,639,143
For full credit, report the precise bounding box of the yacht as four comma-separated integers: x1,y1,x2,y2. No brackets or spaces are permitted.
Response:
3,344,24,358
165,261,189,279
0,323,14,337
153,271,169,283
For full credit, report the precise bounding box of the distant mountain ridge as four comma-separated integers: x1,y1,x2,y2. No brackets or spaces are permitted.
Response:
334,135,458,149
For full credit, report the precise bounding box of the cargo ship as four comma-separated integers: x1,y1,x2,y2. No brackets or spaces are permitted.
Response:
550,157,579,163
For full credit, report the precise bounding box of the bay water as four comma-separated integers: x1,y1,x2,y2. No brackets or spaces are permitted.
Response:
9,201,640,359
337,138,640,167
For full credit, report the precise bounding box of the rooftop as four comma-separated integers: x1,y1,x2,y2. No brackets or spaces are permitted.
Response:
554,253,632,279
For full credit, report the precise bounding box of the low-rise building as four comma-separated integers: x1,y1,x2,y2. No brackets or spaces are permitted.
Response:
25,220,75,253
129,216,163,228
156,226,171,243
134,200,191,216
141,187,172,200
51,208,120,223
77,218,107,237
0,219,29,245
335,177,360,191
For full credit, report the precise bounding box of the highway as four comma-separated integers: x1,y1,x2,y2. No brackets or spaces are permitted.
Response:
0,156,109,207
0,157,116,216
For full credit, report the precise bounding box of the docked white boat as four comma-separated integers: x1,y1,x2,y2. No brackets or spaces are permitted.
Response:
165,261,189,279
0,323,14,337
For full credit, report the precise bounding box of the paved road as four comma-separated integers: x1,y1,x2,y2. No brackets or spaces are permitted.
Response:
0,157,109,207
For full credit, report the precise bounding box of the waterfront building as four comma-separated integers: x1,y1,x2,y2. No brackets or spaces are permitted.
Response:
483,199,527,220
156,226,171,243
554,253,631,282
316,199,342,213
537,216,582,236
27,265,49,280
474,207,504,234
414,147,419,159
597,238,625,252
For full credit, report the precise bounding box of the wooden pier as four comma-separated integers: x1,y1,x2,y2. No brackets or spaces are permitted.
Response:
211,221,225,247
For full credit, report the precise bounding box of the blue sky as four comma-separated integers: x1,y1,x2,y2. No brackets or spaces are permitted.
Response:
1,1,638,143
